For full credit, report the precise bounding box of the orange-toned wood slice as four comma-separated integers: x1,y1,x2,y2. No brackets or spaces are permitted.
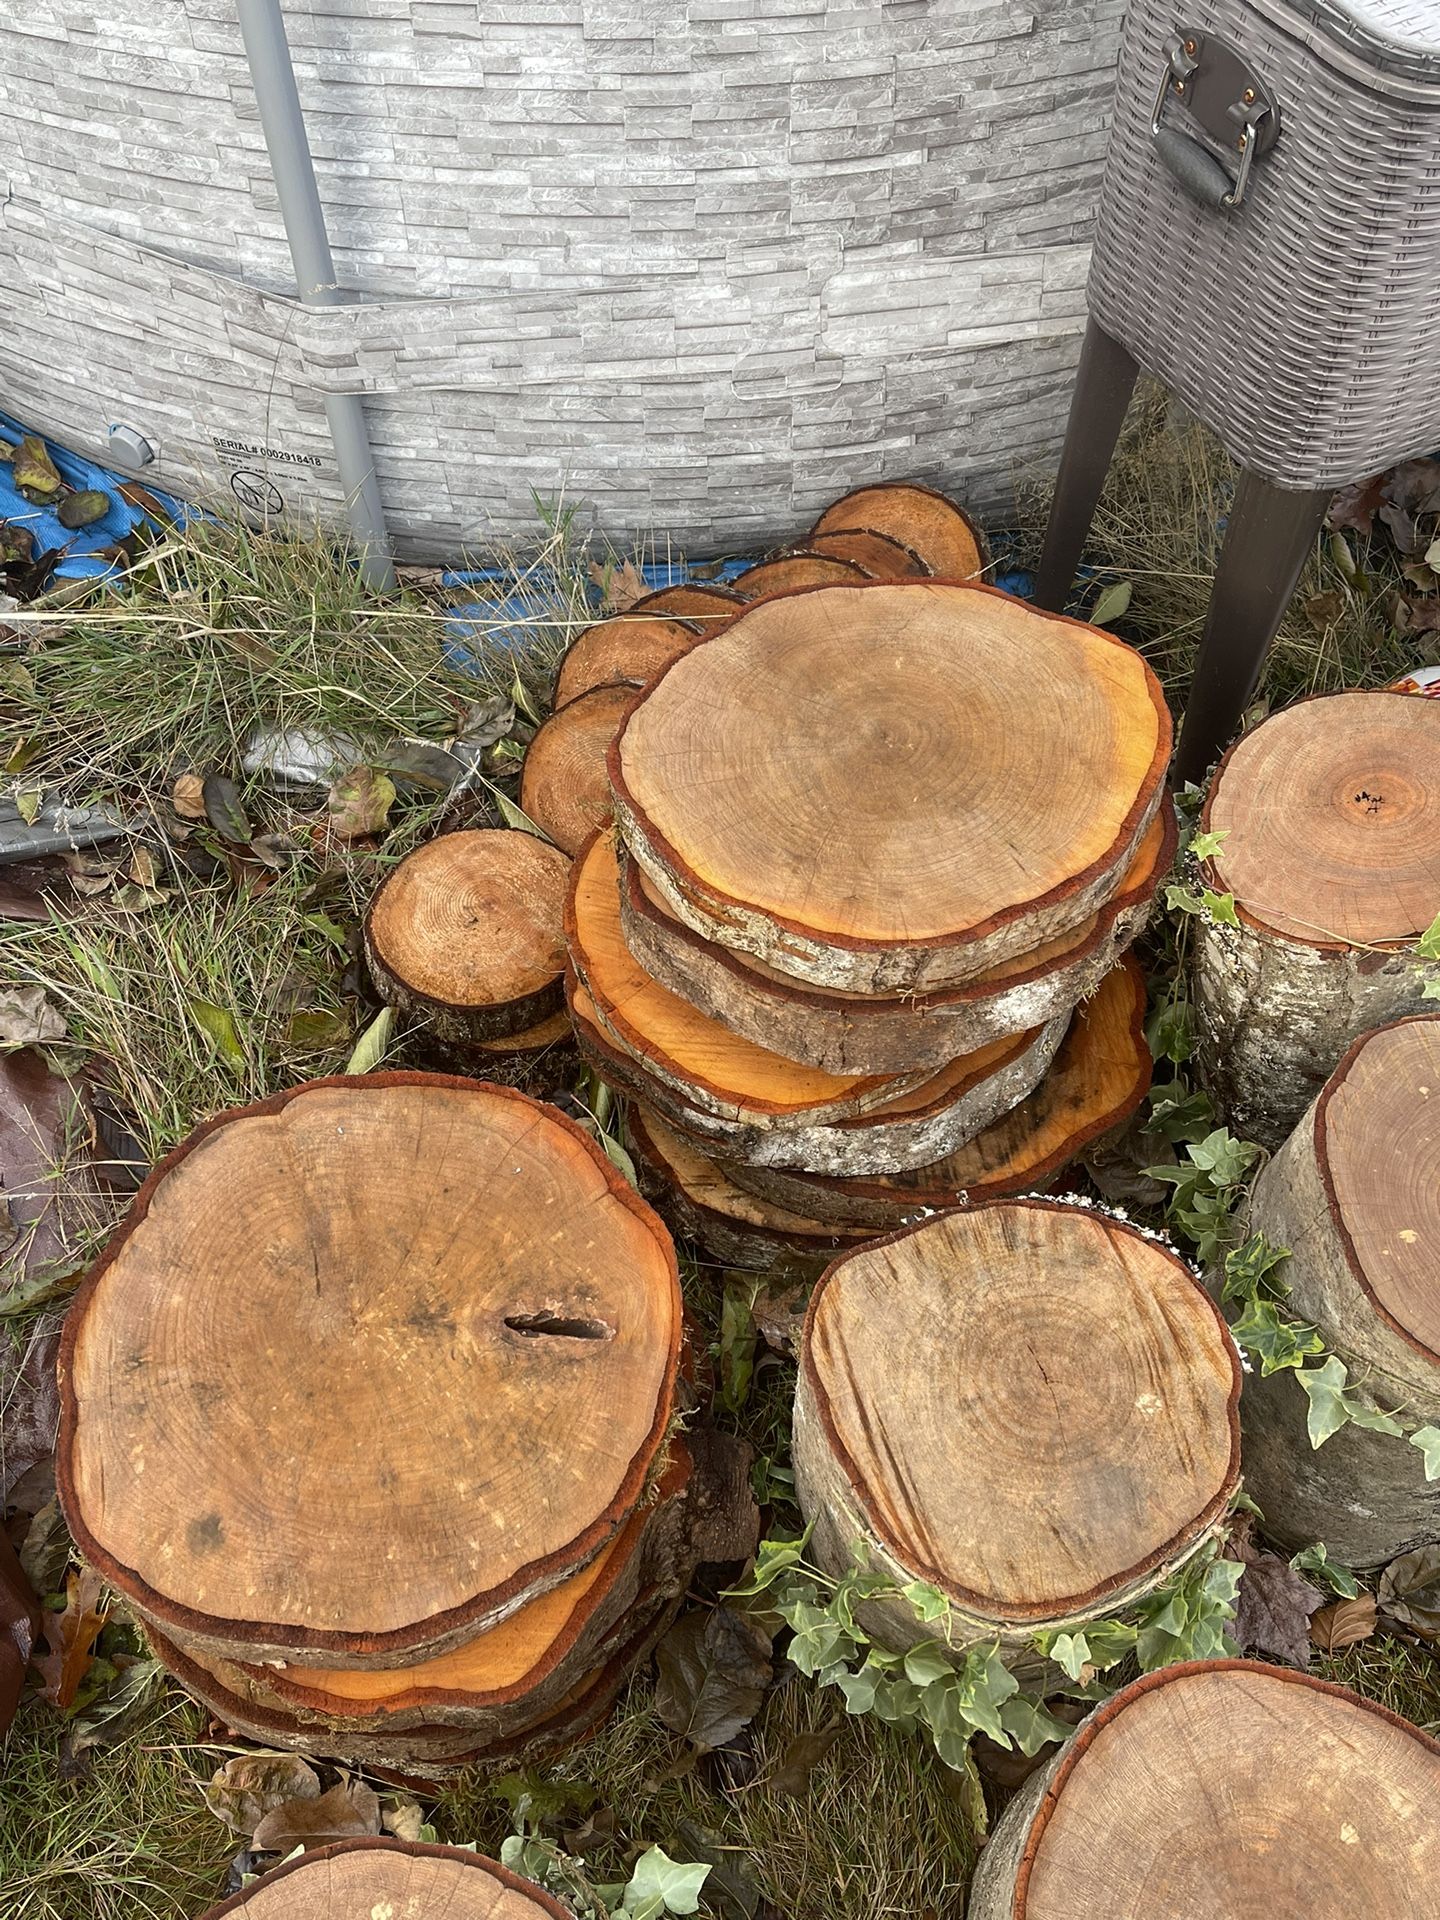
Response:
627,583,744,624
730,552,869,600
969,1664,1440,1920
197,1839,572,1919
611,581,1171,993
620,802,1175,1073
58,1075,681,1666
520,681,636,856
553,614,700,710
364,829,570,1044
811,482,986,578
473,1008,575,1055
807,528,932,579
727,955,1151,1226
794,1199,1241,1631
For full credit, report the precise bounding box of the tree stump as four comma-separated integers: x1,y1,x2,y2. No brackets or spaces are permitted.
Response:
553,614,700,709
364,830,570,1044
727,955,1151,1228
793,1199,1240,1659
520,682,637,856
58,1075,681,1667
619,802,1174,1074
1238,1016,1440,1566
810,483,986,578
627,1103,871,1277
610,582,1170,993
806,528,931,579
730,552,868,599
1194,690,1440,1146
198,1838,571,1919
968,1662,1440,1920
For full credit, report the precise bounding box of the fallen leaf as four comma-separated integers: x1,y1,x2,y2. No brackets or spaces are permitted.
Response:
1304,591,1345,632
654,1606,773,1752
589,557,649,615
0,1527,39,1737
251,1778,381,1852
13,436,62,501
1310,1594,1377,1651
34,1564,108,1710
0,986,66,1048
673,1819,773,1920
750,1283,809,1359
344,1006,394,1074
1328,473,1386,536
19,1499,71,1597
247,832,292,871
1232,1546,1324,1670
56,491,110,531
172,774,207,820
287,1009,351,1052
379,1794,427,1842
187,998,246,1068
1378,1544,1440,1641
202,774,253,846
63,849,122,897
1,1314,62,1499
204,1753,322,1835
328,766,396,842
1089,579,1132,627
62,1651,164,1760
128,846,160,890
766,1722,843,1795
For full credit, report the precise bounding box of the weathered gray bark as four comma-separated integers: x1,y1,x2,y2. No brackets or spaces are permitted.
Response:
966,1746,1064,1919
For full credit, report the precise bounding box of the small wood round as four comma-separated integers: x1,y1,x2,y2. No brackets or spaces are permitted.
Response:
611,581,1170,992
565,832,910,1125
619,803,1174,1073
627,583,744,623
806,528,931,579
796,1198,1241,1624
811,483,985,578
730,552,869,599
553,615,699,709
723,956,1151,1226
197,1838,571,1920
968,1662,1440,1920
58,1075,681,1665
364,830,570,1043
520,682,637,857
473,1007,575,1056
1203,690,1440,946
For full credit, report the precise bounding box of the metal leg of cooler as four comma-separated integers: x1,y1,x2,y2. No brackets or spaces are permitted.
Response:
1172,470,1332,788
1033,320,1140,612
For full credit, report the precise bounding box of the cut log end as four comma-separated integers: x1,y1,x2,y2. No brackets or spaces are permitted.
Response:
730,552,869,599
797,1198,1240,1621
553,614,699,710
807,528,932,579
811,482,986,579
364,829,570,1041
627,583,743,624
520,682,637,856
198,1839,572,1918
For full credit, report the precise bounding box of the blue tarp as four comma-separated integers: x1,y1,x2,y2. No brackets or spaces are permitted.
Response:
0,412,194,587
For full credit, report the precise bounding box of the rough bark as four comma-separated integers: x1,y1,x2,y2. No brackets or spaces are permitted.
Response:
619,803,1173,1073
553,614,700,710
792,1201,1240,1669
967,1662,1440,1919
726,955,1150,1228
610,580,1170,993
364,829,569,1044
58,1075,681,1668
197,1838,572,1919
1237,1017,1440,1567
519,682,637,857
810,482,986,578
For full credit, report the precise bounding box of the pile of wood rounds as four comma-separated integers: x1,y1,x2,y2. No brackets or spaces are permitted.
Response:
56,1075,695,1775
555,529,1171,1266
198,1837,569,1918
1193,688,1440,1145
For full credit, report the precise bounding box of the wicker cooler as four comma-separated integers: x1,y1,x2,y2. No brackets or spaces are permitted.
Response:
1037,0,1440,779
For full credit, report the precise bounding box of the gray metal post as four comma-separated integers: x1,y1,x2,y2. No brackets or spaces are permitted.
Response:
235,0,397,591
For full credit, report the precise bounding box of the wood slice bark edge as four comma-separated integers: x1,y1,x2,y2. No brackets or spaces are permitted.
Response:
196,1837,573,1919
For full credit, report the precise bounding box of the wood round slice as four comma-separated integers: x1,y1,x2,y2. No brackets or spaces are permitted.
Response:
810,483,985,578
364,830,569,1044
520,682,637,857
628,1103,872,1276
620,801,1174,1072
473,1007,576,1058
730,552,869,599
58,1074,681,1666
807,528,931,579
627,583,744,624
725,955,1151,1227
197,1838,571,1920
565,832,915,1126
968,1663,1440,1920
794,1199,1241,1638
610,581,1171,993
553,615,700,710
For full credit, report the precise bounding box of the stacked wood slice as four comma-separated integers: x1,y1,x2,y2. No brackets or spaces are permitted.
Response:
57,1074,695,1775
197,1837,570,1919
970,1661,1440,1918
1194,689,1440,1145
559,569,1170,1230
1239,1015,1440,1567
793,1201,1241,1669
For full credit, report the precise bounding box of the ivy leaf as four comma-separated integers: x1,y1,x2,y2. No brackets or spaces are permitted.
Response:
902,1642,954,1688
1409,1426,1440,1481
623,1847,709,1917
1201,889,1240,926
1222,1232,1292,1305
901,1579,950,1624
999,1695,1073,1756
1422,974,1440,1001
1188,827,1229,861
835,1664,880,1715
1417,910,1440,962
1229,1297,1325,1375
1079,1617,1139,1669
931,1722,973,1770
1039,1630,1090,1682
1296,1357,1354,1448
1345,1400,1405,1439
727,1530,812,1598
1145,1000,1194,1066
1166,884,1207,917
1291,1543,1361,1600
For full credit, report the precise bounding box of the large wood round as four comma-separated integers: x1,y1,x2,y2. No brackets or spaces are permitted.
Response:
553,614,699,709
730,552,869,599
198,1839,571,1920
520,682,636,856
620,802,1174,1073
795,1198,1240,1624
729,955,1151,1228
810,483,985,578
807,528,931,578
364,830,569,1043
58,1075,681,1664
968,1663,1440,1920
610,581,1170,993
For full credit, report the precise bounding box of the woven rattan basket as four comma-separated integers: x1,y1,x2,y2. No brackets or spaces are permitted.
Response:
1088,0,1440,486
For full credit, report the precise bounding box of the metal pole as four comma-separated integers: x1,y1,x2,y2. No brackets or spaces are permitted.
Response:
235,0,397,591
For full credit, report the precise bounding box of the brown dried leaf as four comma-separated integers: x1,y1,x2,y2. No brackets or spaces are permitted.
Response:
1327,474,1386,536
766,1721,843,1796
204,1753,321,1835
654,1606,774,1752
1378,1545,1440,1641
34,1564,108,1709
1232,1550,1323,1669
589,557,649,615
0,987,66,1047
13,436,62,501
202,774,252,846
1310,1594,1377,1651
251,1779,381,1852
750,1283,808,1359
172,773,207,820
1304,591,1345,632
327,766,396,842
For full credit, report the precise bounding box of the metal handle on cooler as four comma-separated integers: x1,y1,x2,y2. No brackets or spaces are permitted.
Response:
1150,29,1279,213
